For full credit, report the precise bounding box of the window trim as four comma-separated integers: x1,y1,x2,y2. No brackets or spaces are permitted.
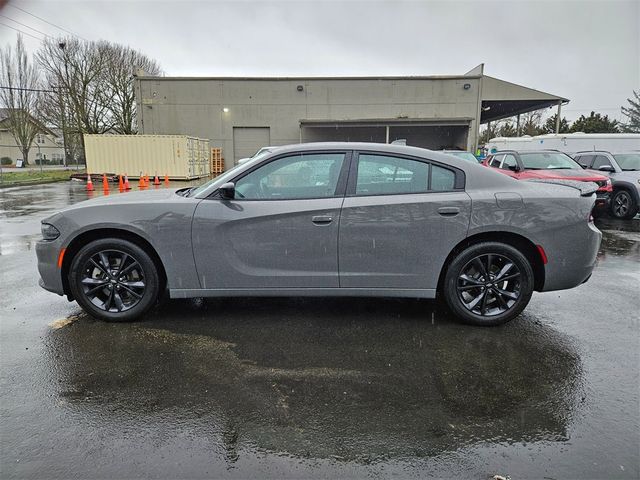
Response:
346,150,465,198
207,150,353,201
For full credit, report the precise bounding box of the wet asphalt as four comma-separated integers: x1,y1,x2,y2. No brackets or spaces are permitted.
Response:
0,182,638,479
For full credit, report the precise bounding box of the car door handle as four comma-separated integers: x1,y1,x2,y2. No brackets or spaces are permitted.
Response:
438,207,460,216
312,215,333,225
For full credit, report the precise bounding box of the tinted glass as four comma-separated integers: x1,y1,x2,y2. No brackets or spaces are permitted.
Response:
591,155,612,169
234,153,345,199
501,154,518,170
575,154,594,168
431,164,456,191
356,155,429,195
489,154,503,168
520,152,581,170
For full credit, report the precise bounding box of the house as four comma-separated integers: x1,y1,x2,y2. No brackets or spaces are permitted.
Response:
0,108,65,166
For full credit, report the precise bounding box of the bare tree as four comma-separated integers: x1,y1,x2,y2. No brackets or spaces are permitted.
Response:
519,110,543,136
104,44,162,134
37,37,115,139
0,35,42,165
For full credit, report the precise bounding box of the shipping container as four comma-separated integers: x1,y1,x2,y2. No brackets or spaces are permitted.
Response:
84,134,211,180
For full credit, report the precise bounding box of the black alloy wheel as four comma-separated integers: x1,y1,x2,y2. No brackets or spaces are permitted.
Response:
610,190,637,219
69,238,160,321
443,242,534,326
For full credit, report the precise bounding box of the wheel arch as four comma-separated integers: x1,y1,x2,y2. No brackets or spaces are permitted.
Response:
611,181,640,203
61,228,168,299
436,231,545,295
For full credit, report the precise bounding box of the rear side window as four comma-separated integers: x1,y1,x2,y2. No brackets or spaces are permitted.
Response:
354,154,457,196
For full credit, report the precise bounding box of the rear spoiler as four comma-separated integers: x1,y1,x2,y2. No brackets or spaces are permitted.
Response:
524,179,598,196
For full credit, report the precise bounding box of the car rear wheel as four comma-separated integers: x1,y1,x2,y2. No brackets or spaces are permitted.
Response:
69,238,160,322
443,242,534,326
610,190,638,219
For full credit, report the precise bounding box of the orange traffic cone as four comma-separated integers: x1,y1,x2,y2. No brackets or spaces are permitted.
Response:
118,175,124,192
164,174,169,186
102,173,109,192
145,174,150,186
138,173,146,189
86,173,94,192
153,174,160,186
123,174,131,190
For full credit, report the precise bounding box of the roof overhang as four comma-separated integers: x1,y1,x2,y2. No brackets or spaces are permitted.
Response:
481,75,569,124
300,118,473,128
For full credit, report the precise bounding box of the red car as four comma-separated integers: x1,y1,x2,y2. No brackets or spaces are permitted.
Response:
483,150,612,208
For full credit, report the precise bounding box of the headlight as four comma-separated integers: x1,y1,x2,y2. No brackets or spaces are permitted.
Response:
41,223,60,240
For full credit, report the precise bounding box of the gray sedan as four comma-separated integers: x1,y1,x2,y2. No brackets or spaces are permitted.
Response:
36,143,601,326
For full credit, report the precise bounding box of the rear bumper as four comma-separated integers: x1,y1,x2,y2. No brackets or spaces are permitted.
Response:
35,239,65,296
541,221,602,292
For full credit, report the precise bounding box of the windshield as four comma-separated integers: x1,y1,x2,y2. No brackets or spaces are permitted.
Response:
520,152,581,170
447,152,479,162
188,150,273,197
613,153,640,171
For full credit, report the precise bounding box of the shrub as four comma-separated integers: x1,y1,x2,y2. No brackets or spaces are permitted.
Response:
1,157,12,166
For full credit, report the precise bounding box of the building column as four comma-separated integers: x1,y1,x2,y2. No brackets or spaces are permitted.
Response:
516,114,521,136
385,125,390,143
555,101,562,133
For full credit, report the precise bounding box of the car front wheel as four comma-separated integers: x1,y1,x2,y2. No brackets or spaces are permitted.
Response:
610,190,638,219
443,242,534,326
69,238,160,322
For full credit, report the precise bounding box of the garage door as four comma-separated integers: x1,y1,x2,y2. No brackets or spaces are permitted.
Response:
233,127,271,163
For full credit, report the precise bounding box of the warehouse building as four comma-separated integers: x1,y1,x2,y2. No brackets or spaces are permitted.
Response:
134,64,568,168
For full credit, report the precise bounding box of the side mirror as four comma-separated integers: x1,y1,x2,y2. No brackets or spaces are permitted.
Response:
219,182,235,199
507,164,520,172
598,165,615,172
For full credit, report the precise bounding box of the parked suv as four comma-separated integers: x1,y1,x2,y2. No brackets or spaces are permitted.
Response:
483,150,612,210
572,151,640,219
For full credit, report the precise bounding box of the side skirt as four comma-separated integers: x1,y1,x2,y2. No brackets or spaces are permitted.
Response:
169,288,437,299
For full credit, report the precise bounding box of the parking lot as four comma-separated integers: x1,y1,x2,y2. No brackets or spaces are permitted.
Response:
1,181,638,478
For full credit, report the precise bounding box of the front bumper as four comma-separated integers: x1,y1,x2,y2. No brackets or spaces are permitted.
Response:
35,239,65,296
593,191,611,210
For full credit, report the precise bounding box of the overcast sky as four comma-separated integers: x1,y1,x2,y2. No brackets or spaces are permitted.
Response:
1,0,638,122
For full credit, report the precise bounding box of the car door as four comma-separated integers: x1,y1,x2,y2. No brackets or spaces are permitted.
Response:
339,152,471,290
191,151,349,289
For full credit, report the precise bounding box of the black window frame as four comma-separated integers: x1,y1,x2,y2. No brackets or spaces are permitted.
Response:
346,150,465,197
207,150,353,201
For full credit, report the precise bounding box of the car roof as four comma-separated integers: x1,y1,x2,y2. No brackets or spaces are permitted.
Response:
575,150,639,154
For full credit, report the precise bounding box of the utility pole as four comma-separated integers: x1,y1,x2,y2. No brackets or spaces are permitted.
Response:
555,101,562,134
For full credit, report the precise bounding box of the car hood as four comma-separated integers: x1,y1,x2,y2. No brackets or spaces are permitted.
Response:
59,188,183,213
611,170,640,182
523,168,607,181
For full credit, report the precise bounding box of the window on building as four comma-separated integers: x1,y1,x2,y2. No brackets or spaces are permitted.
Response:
36,134,45,144
234,153,345,200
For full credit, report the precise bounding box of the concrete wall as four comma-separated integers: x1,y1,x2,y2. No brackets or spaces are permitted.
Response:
136,77,481,168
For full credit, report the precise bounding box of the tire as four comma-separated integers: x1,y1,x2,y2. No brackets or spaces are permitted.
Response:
443,242,534,326
68,238,160,322
610,189,638,220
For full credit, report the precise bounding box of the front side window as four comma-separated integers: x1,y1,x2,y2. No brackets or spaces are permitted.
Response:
575,154,594,168
613,153,640,171
501,154,518,170
489,154,503,168
591,155,612,170
355,154,457,195
234,153,345,200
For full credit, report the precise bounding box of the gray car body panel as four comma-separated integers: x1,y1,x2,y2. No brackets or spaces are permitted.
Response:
36,142,601,300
